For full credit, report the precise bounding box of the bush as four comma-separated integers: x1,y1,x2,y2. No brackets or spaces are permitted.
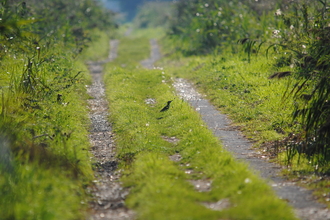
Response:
168,0,279,55
267,0,330,165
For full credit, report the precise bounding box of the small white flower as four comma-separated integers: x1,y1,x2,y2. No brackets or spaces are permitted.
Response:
196,13,200,16
275,9,282,16
196,29,200,33
272,29,281,38
290,25,294,30
205,3,209,7
244,178,252,184
302,45,306,49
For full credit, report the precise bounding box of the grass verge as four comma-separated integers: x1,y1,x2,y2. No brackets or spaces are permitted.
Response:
104,36,297,219
0,43,93,220
159,50,330,207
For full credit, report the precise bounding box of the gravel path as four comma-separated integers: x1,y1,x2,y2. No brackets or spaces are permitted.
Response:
143,39,330,220
140,39,162,69
173,78,330,220
86,37,330,220
87,40,135,220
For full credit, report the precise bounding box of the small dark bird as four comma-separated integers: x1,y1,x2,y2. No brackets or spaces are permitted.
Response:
57,94,63,103
268,71,292,79
160,100,173,112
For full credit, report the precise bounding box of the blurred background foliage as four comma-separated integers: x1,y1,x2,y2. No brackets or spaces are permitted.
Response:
0,0,117,57
133,1,173,29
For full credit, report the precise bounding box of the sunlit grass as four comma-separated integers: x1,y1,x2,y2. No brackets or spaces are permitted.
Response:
0,45,93,220
162,53,296,145
80,29,111,61
0,163,88,220
130,27,166,39
158,45,330,207
110,37,150,68
104,37,297,220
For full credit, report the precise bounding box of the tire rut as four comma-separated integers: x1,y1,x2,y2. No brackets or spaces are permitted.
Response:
173,78,330,220
144,38,330,220
87,40,135,220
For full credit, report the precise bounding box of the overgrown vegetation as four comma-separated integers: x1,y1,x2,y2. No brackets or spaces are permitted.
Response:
104,36,297,220
133,1,173,29
270,1,330,166
0,0,116,219
166,0,330,174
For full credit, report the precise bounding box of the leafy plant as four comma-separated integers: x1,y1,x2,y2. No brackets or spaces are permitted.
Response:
168,0,276,55
0,0,116,219
266,0,330,165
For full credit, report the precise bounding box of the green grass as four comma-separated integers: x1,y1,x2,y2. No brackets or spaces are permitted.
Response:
161,53,296,145
104,36,297,220
129,27,167,39
80,29,111,61
112,37,150,67
0,43,93,220
159,47,330,207
0,163,88,220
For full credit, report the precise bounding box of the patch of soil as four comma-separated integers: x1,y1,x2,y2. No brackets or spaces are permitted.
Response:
169,153,182,162
189,179,212,192
201,198,231,211
162,136,180,144
140,39,162,69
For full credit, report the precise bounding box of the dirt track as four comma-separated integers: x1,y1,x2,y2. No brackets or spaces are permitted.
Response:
87,38,330,220
145,39,330,220
87,40,135,220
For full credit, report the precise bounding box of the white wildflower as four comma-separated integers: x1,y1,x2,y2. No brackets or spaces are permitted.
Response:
244,178,252,184
272,29,281,38
275,9,282,16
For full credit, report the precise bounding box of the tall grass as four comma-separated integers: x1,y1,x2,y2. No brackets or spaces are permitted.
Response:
168,0,278,55
166,0,330,167
0,0,116,219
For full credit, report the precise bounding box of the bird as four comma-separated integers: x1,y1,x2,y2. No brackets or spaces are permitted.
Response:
268,71,292,79
160,100,173,112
